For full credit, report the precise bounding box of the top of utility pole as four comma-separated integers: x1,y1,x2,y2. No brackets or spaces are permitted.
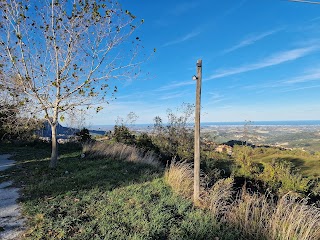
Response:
197,59,202,67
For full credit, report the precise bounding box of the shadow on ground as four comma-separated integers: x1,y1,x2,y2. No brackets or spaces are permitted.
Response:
0,143,161,201
0,143,244,240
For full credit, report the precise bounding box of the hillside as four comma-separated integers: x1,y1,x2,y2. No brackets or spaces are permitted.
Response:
0,144,240,240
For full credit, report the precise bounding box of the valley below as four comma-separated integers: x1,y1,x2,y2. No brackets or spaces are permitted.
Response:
201,124,320,152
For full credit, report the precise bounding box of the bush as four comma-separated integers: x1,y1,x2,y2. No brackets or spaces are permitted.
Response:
136,133,159,153
113,125,136,145
111,126,161,161
259,158,310,194
75,128,91,142
152,103,195,161
232,145,262,177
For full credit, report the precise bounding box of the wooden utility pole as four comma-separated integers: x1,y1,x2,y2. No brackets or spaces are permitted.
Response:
193,59,202,203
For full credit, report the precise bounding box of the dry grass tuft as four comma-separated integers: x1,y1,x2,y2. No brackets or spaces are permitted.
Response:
270,193,320,240
82,141,160,167
227,188,272,239
226,190,320,240
164,160,320,240
203,177,234,220
164,160,194,198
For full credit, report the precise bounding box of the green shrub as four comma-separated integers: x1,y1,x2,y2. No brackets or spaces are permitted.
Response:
259,158,310,194
201,152,234,182
311,180,320,196
113,125,136,145
152,103,195,161
75,128,91,142
232,145,262,177
136,133,160,153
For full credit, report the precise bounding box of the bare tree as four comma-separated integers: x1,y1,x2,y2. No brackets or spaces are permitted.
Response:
115,111,139,126
0,0,145,168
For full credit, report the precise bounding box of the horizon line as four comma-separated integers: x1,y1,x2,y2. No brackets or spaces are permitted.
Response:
88,119,320,127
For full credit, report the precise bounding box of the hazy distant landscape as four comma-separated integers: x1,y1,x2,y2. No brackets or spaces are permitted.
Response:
201,121,320,152
90,120,320,152
1,0,320,239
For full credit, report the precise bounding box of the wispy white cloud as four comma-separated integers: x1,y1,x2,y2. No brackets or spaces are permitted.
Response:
223,29,281,54
157,80,195,91
115,89,158,100
92,100,167,125
242,67,320,91
211,98,226,104
162,31,200,47
283,71,320,84
206,45,319,80
280,84,320,93
309,16,320,22
217,105,233,109
208,92,227,103
209,92,224,99
159,91,187,100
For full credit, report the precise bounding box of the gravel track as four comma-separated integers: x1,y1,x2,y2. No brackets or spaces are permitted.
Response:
0,154,25,240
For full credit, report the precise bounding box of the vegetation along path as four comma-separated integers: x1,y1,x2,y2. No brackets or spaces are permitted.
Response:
0,154,25,240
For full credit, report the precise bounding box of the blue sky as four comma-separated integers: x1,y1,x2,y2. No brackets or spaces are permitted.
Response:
89,0,320,125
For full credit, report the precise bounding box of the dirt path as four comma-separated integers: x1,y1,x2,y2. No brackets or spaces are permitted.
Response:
0,154,25,240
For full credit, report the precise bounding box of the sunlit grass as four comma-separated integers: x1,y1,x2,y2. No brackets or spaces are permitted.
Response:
165,160,320,240
83,141,160,167
1,144,241,240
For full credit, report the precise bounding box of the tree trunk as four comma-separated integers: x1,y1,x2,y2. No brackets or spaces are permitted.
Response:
49,123,58,168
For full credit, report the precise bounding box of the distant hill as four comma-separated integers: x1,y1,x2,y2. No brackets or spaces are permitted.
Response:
36,121,105,139
223,140,253,147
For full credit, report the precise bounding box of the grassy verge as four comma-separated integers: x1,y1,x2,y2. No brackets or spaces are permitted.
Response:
256,154,320,177
0,143,241,240
165,161,320,240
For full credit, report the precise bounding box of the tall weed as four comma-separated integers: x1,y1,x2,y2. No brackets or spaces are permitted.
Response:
203,178,234,220
164,160,194,198
164,161,320,240
271,193,320,240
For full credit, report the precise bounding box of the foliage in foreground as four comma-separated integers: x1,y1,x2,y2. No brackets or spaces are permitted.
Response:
1,144,242,240
165,161,320,240
2,142,319,239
